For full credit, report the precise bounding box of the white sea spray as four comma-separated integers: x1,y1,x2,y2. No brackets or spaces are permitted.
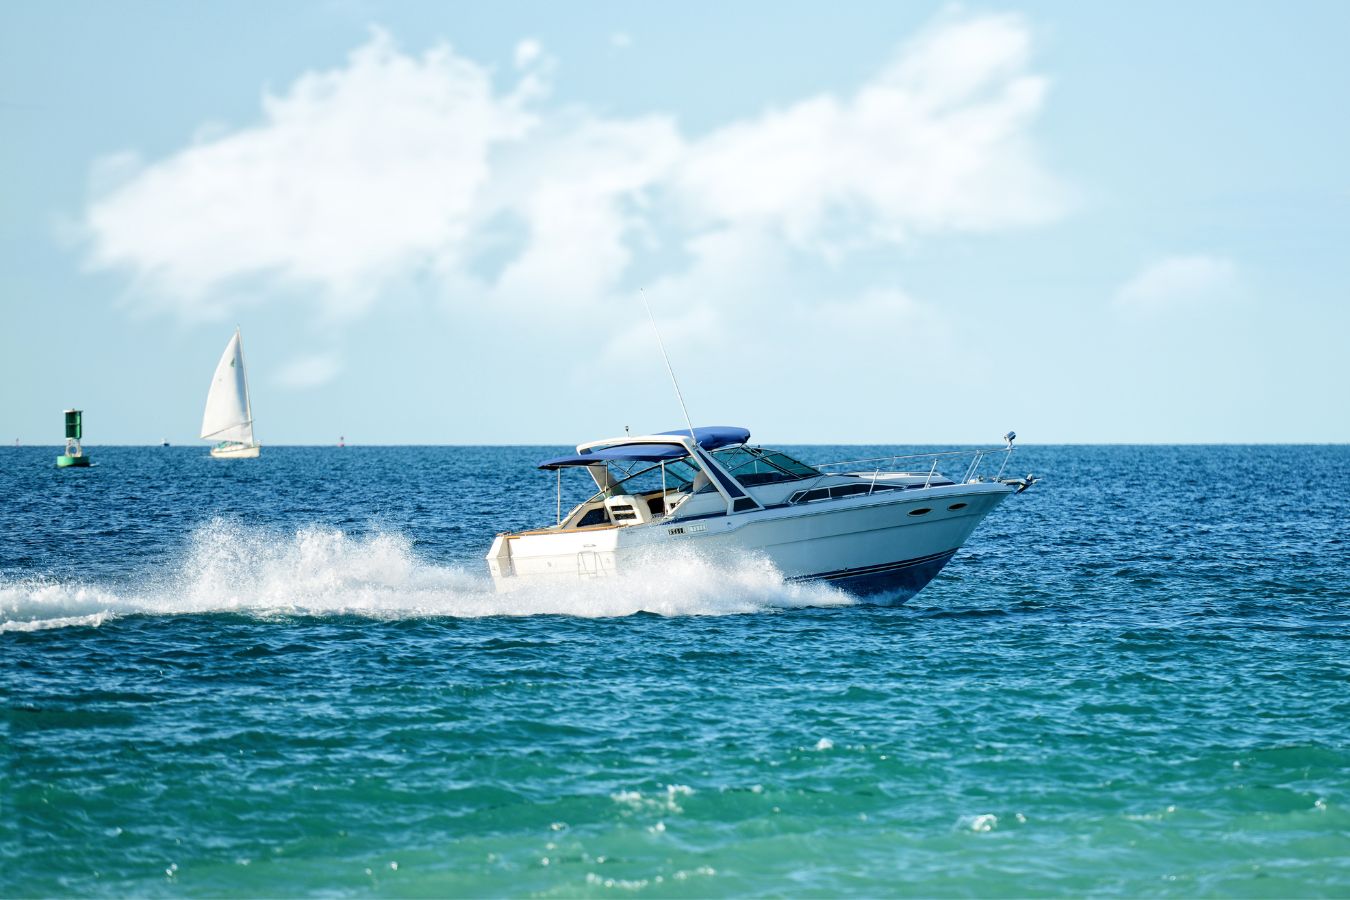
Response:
0,519,851,630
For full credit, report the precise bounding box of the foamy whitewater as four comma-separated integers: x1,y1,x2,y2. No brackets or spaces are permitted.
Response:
4,444,1349,896
1,521,850,631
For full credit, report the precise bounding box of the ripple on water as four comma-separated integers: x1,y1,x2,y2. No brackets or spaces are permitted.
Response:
3,445,1349,895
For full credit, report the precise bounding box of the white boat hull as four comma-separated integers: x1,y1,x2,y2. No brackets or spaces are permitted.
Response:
488,482,1013,602
210,443,261,459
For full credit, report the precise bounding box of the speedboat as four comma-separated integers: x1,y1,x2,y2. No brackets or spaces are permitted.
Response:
486,426,1033,601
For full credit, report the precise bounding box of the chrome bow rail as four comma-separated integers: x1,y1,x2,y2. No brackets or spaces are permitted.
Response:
809,442,1017,489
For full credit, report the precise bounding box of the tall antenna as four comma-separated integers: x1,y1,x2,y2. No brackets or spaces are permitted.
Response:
641,290,697,442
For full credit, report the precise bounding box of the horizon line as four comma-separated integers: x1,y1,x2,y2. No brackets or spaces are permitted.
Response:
7,441,1350,448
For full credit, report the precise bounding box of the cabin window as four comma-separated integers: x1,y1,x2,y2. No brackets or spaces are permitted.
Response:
948,502,968,511
908,507,932,516
788,482,907,504
577,507,610,527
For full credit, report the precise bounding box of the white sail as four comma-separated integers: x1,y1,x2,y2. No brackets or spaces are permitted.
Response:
200,330,254,444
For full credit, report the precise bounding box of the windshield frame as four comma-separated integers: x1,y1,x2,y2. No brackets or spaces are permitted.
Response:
702,446,820,488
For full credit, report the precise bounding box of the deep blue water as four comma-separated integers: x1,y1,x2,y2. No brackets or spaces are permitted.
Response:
3,445,1349,896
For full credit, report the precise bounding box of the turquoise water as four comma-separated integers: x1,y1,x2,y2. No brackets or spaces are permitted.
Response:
3,445,1349,896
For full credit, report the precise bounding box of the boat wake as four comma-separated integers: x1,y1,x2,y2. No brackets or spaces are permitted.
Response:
1,520,853,631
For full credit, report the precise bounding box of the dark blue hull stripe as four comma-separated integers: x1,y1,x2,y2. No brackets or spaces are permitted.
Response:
793,549,957,583
790,549,959,601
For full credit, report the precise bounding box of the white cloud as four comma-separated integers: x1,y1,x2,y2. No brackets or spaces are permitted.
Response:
82,13,1065,325
485,114,683,306
676,13,1065,248
610,32,633,50
85,29,534,318
598,232,944,376
514,38,542,69
1113,255,1240,315
275,352,342,389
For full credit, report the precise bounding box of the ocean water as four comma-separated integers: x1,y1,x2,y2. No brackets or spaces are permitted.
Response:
2,444,1348,897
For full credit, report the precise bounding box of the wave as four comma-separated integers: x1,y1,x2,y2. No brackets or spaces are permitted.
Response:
1,520,852,631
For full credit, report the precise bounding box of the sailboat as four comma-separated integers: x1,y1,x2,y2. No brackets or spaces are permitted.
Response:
201,328,261,459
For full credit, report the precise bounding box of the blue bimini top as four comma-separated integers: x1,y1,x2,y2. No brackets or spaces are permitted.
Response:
536,426,750,470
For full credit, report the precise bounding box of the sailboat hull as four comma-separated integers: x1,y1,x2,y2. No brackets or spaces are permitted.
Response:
210,443,261,459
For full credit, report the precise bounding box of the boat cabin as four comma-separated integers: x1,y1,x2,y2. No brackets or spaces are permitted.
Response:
536,426,823,531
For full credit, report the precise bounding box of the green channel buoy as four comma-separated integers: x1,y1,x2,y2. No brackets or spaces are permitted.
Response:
56,408,91,468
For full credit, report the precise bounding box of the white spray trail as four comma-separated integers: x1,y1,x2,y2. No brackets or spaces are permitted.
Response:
1,520,852,631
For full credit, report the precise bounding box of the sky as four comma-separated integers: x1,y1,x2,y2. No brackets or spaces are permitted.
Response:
2,1,1347,445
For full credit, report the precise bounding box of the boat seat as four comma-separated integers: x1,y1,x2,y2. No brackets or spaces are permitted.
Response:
604,494,653,526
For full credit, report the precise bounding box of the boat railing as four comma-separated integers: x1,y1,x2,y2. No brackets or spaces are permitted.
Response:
807,444,1016,491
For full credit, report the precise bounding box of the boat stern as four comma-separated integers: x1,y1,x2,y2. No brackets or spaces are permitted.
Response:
486,533,513,584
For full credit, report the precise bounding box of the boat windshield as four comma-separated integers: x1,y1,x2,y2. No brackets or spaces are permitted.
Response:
601,456,702,498
579,445,818,505
707,446,820,487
